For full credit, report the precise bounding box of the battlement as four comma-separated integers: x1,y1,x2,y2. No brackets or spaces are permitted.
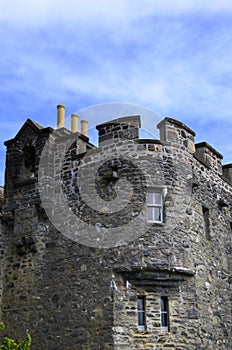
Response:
156,117,230,182
96,115,141,144
222,163,232,183
93,114,230,184
157,116,196,141
194,141,223,174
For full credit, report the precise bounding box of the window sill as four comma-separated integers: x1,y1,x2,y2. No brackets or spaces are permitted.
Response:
161,326,169,332
147,220,163,224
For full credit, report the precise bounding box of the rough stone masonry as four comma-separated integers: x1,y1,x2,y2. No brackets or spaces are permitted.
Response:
0,109,231,350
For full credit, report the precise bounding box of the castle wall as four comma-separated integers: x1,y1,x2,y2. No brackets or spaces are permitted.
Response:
0,188,6,321
0,115,231,349
111,119,232,350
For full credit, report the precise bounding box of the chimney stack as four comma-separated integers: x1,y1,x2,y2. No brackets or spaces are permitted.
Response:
81,120,88,137
71,113,78,133
57,104,65,128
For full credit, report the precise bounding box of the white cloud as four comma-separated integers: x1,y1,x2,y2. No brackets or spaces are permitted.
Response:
0,0,232,185
1,0,232,26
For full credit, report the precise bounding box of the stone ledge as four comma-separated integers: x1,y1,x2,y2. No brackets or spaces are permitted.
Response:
114,265,195,288
115,265,195,276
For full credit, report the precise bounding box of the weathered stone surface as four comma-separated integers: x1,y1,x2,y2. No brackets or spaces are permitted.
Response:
0,115,231,349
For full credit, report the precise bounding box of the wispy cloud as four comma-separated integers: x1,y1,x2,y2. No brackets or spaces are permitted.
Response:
0,0,232,185
1,0,232,25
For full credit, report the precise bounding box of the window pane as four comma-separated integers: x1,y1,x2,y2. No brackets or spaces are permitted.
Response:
147,207,153,221
161,312,168,327
138,312,145,326
161,297,168,311
147,192,162,204
154,207,162,222
154,192,162,204
137,298,144,310
147,193,153,204
147,207,162,222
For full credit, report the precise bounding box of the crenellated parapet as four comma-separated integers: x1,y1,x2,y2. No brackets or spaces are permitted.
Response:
222,163,232,183
157,117,196,152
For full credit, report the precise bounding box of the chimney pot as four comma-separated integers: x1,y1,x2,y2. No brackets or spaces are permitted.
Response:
81,120,88,137
57,104,65,128
71,113,79,133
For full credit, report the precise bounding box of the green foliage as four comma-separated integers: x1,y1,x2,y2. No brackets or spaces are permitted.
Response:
0,322,31,350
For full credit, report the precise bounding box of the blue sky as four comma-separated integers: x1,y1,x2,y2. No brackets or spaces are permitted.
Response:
0,0,232,185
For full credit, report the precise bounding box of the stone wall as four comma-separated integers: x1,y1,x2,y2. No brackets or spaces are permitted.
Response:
0,115,231,349
0,187,6,321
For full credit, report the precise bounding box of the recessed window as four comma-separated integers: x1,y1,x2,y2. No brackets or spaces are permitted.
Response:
137,296,145,330
147,190,163,223
161,296,169,332
230,222,232,245
21,146,36,180
202,206,210,239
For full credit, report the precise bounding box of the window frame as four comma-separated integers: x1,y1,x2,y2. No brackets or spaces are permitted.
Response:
160,296,170,332
146,189,165,223
137,296,146,331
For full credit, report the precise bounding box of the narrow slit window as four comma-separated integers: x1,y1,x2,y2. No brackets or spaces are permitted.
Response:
137,296,145,330
202,206,210,239
230,222,232,232
161,296,169,332
230,222,232,245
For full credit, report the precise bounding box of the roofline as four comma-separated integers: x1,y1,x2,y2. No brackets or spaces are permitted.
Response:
4,118,53,146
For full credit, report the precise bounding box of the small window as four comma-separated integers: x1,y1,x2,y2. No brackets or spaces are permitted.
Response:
230,222,232,245
21,146,36,180
202,206,210,239
161,296,169,332
137,296,145,330
147,190,163,223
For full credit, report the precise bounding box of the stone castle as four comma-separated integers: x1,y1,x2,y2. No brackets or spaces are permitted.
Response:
0,105,231,349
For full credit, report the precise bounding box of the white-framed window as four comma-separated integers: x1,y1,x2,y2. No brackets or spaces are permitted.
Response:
147,190,164,223
137,296,146,330
160,296,169,332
